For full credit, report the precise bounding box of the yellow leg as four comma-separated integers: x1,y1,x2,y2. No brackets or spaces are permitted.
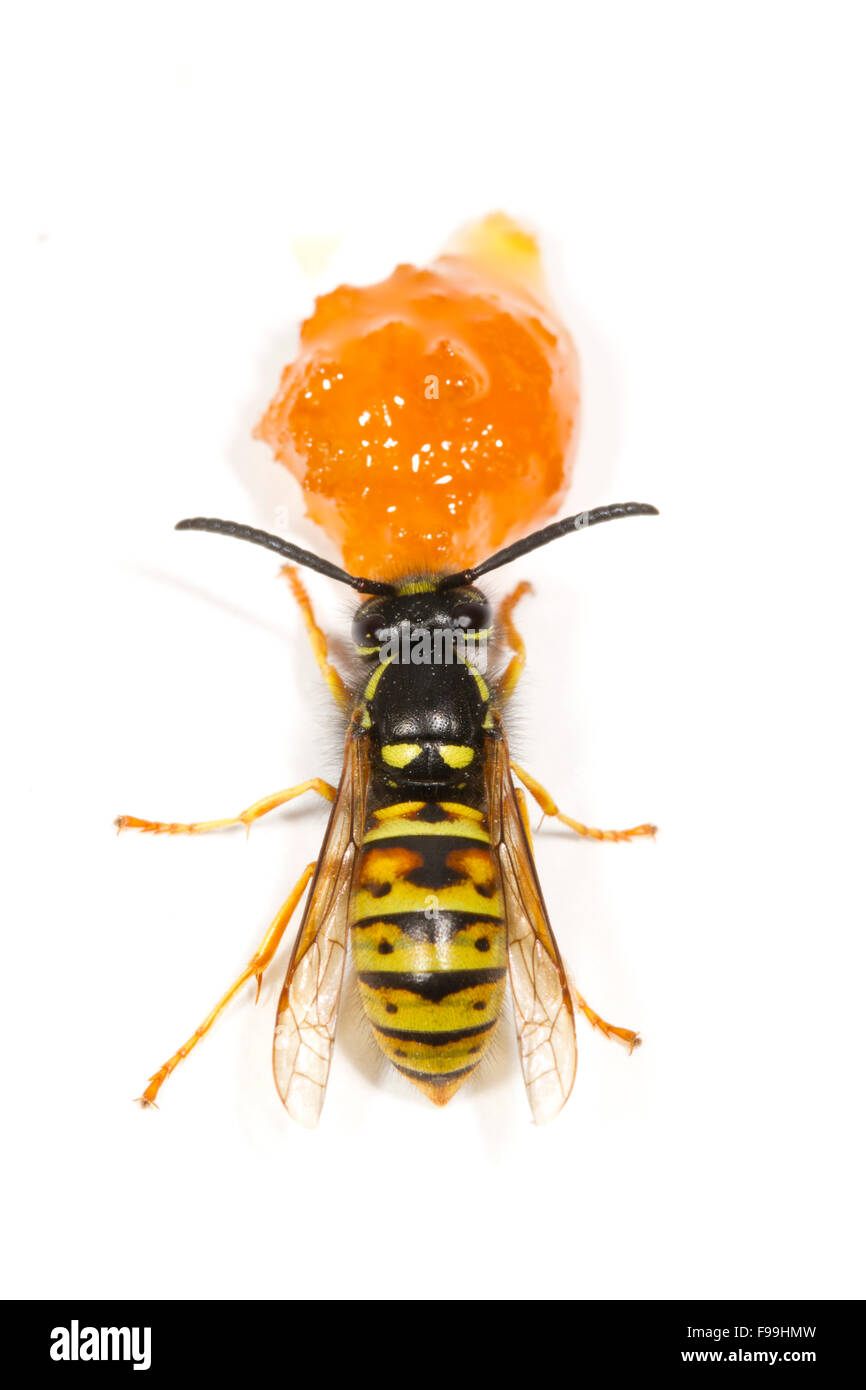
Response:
138,861,317,1107
497,581,533,700
570,984,641,1054
515,789,640,1054
511,762,656,843
115,778,336,836
282,565,350,708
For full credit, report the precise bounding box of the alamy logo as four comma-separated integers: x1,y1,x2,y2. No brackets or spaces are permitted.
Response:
50,1320,151,1371
379,622,488,672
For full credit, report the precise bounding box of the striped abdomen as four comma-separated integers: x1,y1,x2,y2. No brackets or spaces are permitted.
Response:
351,799,506,1105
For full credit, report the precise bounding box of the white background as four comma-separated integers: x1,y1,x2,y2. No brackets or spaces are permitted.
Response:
2,1,864,1301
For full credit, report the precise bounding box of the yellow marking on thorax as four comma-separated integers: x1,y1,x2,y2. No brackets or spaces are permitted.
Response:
364,654,394,702
464,663,490,702
372,800,485,822
438,801,484,820
438,744,475,769
372,800,427,820
381,743,422,768
380,743,476,770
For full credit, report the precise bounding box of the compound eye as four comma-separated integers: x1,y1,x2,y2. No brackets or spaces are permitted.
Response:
450,595,492,631
352,606,387,649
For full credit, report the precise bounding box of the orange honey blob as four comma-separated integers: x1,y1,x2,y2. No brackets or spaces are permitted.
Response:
255,214,580,578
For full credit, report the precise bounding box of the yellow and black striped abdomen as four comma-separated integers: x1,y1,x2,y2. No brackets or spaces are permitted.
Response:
351,800,506,1105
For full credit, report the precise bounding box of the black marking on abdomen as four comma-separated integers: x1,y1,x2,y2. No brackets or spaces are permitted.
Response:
372,1019,496,1045
364,834,483,890
393,1063,477,1087
357,968,507,1002
352,908,501,942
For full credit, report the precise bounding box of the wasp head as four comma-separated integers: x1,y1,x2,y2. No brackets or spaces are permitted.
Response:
351,583,492,659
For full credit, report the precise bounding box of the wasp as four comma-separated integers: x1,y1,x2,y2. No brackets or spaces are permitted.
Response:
117,502,657,1125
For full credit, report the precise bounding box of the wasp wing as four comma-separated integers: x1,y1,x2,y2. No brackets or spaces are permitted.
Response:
273,726,370,1128
485,728,577,1124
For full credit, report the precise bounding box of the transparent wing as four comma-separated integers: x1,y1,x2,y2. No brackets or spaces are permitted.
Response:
485,727,577,1124
273,726,370,1128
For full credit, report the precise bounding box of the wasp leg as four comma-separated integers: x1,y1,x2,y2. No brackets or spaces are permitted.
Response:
514,789,641,1054
569,984,641,1053
497,580,533,701
137,860,317,1107
511,762,656,843
115,778,336,836
281,564,350,709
